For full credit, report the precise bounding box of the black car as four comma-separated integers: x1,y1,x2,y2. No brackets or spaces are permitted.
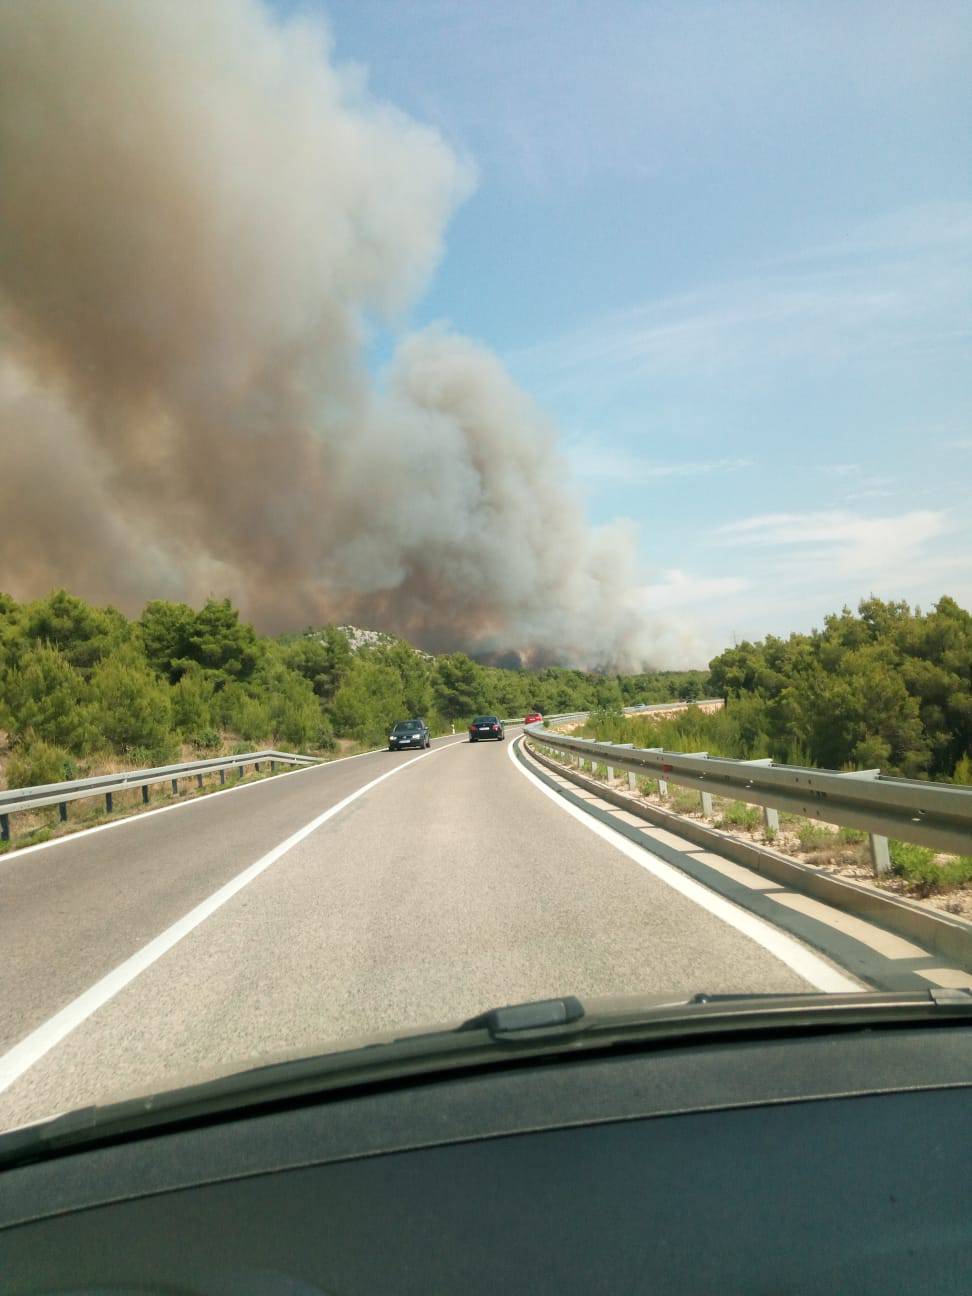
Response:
388,719,430,751
469,715,504,742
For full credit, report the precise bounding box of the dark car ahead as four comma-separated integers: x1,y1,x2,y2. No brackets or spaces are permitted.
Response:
469,715,504,742
388,719,430,751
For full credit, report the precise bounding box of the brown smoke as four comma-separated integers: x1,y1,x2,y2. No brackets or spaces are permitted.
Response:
0,0,687,669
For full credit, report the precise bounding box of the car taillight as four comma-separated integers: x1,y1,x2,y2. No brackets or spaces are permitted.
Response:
492,724,500,731
469,724,475,732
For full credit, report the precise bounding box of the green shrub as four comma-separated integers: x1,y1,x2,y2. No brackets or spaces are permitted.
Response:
260,666,323,749
191,729,222,751
890,841,972,896
18,826,53,847
5,739,77,789
838,826,867,844
89,654,173,755
230,694,273,743
671,788,700,814
124,742,178,768
797,822,834,851
889,839,936,871
2,646,93,752
718,801,760,831
171,666,215,740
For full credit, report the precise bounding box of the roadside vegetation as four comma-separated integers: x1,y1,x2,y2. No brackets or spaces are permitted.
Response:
564,595,972,908
581,595,971,783
0,589,703,796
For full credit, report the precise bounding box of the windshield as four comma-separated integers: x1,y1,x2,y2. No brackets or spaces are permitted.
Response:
0,0,969,1139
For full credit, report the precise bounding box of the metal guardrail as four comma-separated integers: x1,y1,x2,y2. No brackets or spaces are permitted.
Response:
500,699,724,727
0,749,320,843
523,723,972,862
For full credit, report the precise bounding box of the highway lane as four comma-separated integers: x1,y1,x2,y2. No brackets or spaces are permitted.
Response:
0,729,846,1132
0,735,463,1055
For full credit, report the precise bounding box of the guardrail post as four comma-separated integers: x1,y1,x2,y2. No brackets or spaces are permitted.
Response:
628,771,637,791
870,834,891,876
700,791,713,817
837,770,890,873
658,778,668,797
142,785,150,804
237,764,245,779
59,801,68,822
1,813,9,842
606,765,614,782
171,778,179,796
270,759,276,771
255,761,261,772
196,774,203,789
220,768,226,785
741,760,778,832
105,791,113,814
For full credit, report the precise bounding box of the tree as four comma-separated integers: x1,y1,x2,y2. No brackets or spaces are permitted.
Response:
330,659,407,745
20,589,130,671
255,658,325,748
170,665,216,741
2,645,93,752
141,598,263,683
88,652,174,757
281,628,352,700
139,600,198,682
186,599,263,681
433,653,488,720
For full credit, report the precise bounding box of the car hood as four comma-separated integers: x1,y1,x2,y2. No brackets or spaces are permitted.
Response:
2,988,970,1170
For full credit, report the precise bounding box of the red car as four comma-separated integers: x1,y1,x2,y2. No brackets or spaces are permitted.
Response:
524,712,543,725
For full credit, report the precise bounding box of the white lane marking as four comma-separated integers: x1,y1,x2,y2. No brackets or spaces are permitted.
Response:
0,740,464,1095
510,739,861,994
0,736,457,863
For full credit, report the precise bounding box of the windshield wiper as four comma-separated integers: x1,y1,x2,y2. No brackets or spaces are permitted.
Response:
1,989,969,1171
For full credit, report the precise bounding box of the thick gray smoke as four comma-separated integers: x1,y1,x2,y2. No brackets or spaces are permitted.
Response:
0,0,687,669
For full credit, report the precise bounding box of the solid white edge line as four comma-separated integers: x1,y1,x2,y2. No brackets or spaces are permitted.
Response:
0,735,459,863
510,738,861,994
0,740,463,1095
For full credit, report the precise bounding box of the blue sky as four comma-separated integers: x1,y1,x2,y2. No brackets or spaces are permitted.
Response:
281,0,970,657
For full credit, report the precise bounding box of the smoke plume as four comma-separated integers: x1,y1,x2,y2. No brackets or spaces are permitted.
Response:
0,0,686,669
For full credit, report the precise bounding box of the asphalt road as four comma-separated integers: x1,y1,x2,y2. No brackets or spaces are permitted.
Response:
0,730,843,1132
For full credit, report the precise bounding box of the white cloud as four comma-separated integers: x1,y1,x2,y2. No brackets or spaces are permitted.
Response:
640,509,970,653
564,438,752,485
712,508,955,583
819,463,861,478
770,201,972,267
638,568,751,611
510,201,972,395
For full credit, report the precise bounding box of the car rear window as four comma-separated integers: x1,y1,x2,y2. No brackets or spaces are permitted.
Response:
473,716,498,724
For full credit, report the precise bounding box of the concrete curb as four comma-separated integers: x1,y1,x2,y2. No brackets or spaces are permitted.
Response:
525,740,972,972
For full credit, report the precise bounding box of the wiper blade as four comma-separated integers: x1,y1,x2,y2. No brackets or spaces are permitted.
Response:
1,989,969,1171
